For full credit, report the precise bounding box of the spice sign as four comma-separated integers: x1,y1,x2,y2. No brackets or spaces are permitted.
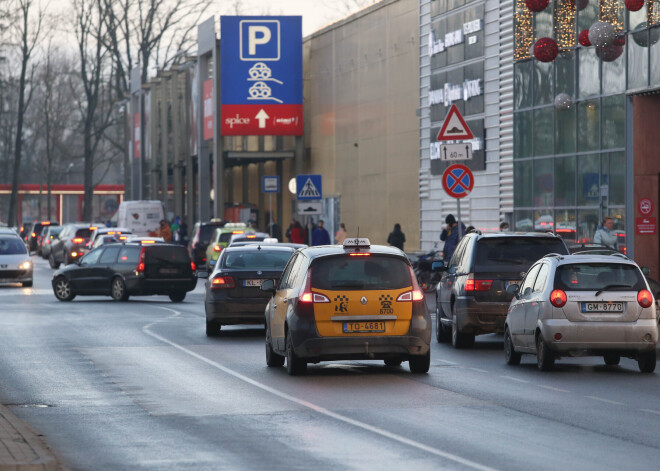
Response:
636,217,657,235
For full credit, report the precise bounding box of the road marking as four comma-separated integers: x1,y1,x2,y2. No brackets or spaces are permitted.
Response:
538,385,570,393
501,375,528,384
639,409,660,415
436,359,458,366
585,396,624,406
468,367,488,373
143,307,499,471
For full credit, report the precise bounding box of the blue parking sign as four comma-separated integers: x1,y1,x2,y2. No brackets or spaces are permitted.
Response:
240,20,280,61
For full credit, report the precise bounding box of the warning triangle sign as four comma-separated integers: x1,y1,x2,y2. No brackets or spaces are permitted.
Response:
437,104,474,141
298,178,321,198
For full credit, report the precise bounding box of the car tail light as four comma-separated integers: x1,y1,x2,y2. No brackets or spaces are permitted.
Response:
211,276,235,289
71,251,79,258
298,269,330,303
638,289,653,308
232,231,245,234
213,244,222,252
191,262,196,272
550,289,567,308
247,235,257,239
397,266,425,302
349,253,371,257
137,247,146,273
31,232,36,238
73,238,84,244
465,274,493,292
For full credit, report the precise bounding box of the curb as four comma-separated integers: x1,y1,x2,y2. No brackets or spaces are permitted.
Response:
0,404,58,471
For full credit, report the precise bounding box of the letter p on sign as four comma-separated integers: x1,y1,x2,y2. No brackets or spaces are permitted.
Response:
240,20,280,61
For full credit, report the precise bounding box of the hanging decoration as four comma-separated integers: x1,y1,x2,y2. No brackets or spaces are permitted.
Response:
514,0,535,60
554,93,573,110
596,44,624,61
632,22,660,46
589,21,616,48
613,35,627,46
625,0,645,11
579,29,592,46
555,0,577,50
525,0,549,12
533,37,559,62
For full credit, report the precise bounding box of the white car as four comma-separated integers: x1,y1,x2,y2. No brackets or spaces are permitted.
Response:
0,233,33,287
504,253,658,372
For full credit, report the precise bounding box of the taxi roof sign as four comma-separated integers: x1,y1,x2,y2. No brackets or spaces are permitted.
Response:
343,238,370,248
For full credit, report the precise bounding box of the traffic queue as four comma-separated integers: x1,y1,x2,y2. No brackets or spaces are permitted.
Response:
0,219,658,376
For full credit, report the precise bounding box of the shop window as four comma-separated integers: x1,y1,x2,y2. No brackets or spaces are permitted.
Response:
514,160,533,208
608,209,627,254
577,209,600,244
555,53,575,100
514,61,533,110
602,48,626,95
555,106,576,154
514,110,533,158
628,29,650,90
601,95,625,150
577,0,598,32
535,3,554,38
577,100,600,152
577,153,600,206
533,107,554,156
534,158,554,207
447,13,465,65
514,210,534,232
607,152,625,206
554,157,576,206
578,48,600,98
534,60,554,106
464,5,484,61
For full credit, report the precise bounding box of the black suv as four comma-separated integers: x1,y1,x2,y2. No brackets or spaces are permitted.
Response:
27,221,60,254
51,242,197,302
189,219,226,268
434,232,569,348
49,223,95,268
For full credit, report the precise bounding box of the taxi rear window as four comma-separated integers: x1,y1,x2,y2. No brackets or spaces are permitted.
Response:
311,255,411,290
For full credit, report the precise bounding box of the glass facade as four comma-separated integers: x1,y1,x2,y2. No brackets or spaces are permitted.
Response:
513,1,660,245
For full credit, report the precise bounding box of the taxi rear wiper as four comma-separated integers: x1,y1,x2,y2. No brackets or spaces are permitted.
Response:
487,257,522,264
595,284,632,296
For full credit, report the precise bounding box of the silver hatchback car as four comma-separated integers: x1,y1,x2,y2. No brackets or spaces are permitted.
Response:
504,253,658,372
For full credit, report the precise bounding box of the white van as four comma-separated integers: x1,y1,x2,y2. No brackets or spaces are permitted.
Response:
116,200,165,236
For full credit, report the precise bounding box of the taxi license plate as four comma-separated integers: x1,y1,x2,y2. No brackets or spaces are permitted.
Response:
244,279,264,287
343,321,385,333
581,302,623,313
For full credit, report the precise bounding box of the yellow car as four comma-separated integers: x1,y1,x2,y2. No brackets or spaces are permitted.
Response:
261,238,431,375
205,223,254,270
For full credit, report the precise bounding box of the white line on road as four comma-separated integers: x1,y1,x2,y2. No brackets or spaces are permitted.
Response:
585,396,624,406
538,385,570,393
639,409,660,415
501,375,528,384
436,359,458,366
143,307,500,471
468,367,488,373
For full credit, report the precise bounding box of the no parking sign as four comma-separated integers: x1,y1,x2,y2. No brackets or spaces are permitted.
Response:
442,164,474,199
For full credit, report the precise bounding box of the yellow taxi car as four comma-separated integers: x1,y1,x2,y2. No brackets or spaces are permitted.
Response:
261,238,431,375
204,222,255,270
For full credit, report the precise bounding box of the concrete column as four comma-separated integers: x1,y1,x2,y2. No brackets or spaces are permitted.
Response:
197,17,215,222
171,68,184,219
213,38,225,220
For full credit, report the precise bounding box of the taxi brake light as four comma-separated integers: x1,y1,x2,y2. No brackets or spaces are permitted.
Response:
349,253,371,257
396,266,425,302
247,235,257,239
90,227,98,231
638,289,653,308
232,231,245,234
141,240,156,244
108,231,116,235
118,236,127,240
299,269,314,303
31,232,36,237
42,222,51,226
211,276,235,289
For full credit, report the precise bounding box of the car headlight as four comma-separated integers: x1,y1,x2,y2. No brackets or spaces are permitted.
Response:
20,260,32,270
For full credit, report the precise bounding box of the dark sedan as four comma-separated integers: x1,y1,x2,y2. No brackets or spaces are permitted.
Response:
204,244,297,337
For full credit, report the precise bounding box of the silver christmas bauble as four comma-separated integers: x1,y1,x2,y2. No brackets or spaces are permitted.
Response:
554,93,573,110
589,21,616,48
632,22,660,48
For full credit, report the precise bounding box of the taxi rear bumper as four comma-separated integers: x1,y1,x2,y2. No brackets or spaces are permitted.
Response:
293,335,430,361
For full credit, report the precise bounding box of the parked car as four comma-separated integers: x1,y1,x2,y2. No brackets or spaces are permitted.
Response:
49,223,96,268
504,253,657,372
261,238,431,375
40,226,63,259
27,221,60,254
189,219,226,269
0,233,33,287
51,242,197,302
203,222,253,270
203,244,298,336
433,232,569,348
88,227,132,249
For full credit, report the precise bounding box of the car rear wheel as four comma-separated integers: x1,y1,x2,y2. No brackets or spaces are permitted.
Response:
169,292,186,303
111,277,129,301
536,333,555,371
603,353,620,366
53,277,75,301
206,320,221,337
265,324,285,367
451,306,475,349
504,328,521,365
408,352,430,374
286,331,306,376
49,254,60,269
637,350,656,373
384,359,402,367
435,305,451,343
22,281,33,288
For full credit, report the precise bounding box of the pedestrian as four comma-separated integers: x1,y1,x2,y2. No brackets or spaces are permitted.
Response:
178,219,189,246
440,214,466,261
312,219,331,246
387,223,406,251
335,222,347,244
157,219,172,243
289,220,305,244
593,217,618,250
499,221,510,232
171,216,181,242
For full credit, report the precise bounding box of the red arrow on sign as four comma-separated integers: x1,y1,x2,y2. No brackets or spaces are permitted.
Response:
437,104,474,141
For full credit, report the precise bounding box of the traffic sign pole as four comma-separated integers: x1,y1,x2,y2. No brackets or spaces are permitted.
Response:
269,193,273,237
457,200,462,238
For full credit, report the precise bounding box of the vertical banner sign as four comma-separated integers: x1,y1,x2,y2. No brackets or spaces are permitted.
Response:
203,79,214,141
220,16,303,135
144,92,151,161
189,65,199,156
133,113,141,159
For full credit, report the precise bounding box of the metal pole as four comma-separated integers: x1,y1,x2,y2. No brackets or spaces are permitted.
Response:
269,193,273,237
457,198,463,238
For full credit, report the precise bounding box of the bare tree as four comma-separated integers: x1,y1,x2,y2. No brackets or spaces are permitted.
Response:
6,0,44,227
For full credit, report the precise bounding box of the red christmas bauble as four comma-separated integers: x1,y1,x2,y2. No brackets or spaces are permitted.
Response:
525,0,549,12
577,0,589,10
533,37,559,62
579,29,592,46
596,44,624,62
613,35,626,46
625,0,644,12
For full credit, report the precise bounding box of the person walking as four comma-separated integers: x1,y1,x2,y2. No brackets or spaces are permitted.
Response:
440,214,465,261
335,223,347,244
312,220,331,246
387,223,406,251
594,217,618,250
157,219,172,243
289,220,305,244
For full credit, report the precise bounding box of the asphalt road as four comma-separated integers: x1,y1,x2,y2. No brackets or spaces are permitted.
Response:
1,256,660,470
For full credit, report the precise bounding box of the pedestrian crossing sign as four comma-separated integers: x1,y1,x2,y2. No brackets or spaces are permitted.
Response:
296,174,322,200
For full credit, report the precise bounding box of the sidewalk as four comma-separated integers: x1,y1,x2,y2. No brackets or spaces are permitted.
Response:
0,403,59,471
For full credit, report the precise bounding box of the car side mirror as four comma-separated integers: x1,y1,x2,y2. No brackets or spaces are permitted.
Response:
641,266,650,276
448,266,457,275
431,261,447,272
506,283,520,298
197,271,209,279
261,279,276,294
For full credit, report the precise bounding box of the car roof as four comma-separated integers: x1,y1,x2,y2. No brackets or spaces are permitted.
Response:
230,241,307,249
552,253,637,266
223,244,297,253
95,227,131,233
0,228,18,235
300,244,408,261
473,231,563,239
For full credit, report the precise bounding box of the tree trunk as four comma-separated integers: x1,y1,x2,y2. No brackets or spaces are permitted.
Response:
82,120,94,222
7,57,28,227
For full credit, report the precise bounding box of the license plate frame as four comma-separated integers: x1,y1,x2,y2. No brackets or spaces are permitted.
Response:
343,321,386,333
581,302,624,313
244,279,264,287
159,268,178,274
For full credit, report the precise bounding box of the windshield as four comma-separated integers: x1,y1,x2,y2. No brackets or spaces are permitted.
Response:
311,255,412,290
475,238,568,269
222,250,293,270
554,263,646,291
199,225,222,244
0,237,28,255
74,228,93,239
